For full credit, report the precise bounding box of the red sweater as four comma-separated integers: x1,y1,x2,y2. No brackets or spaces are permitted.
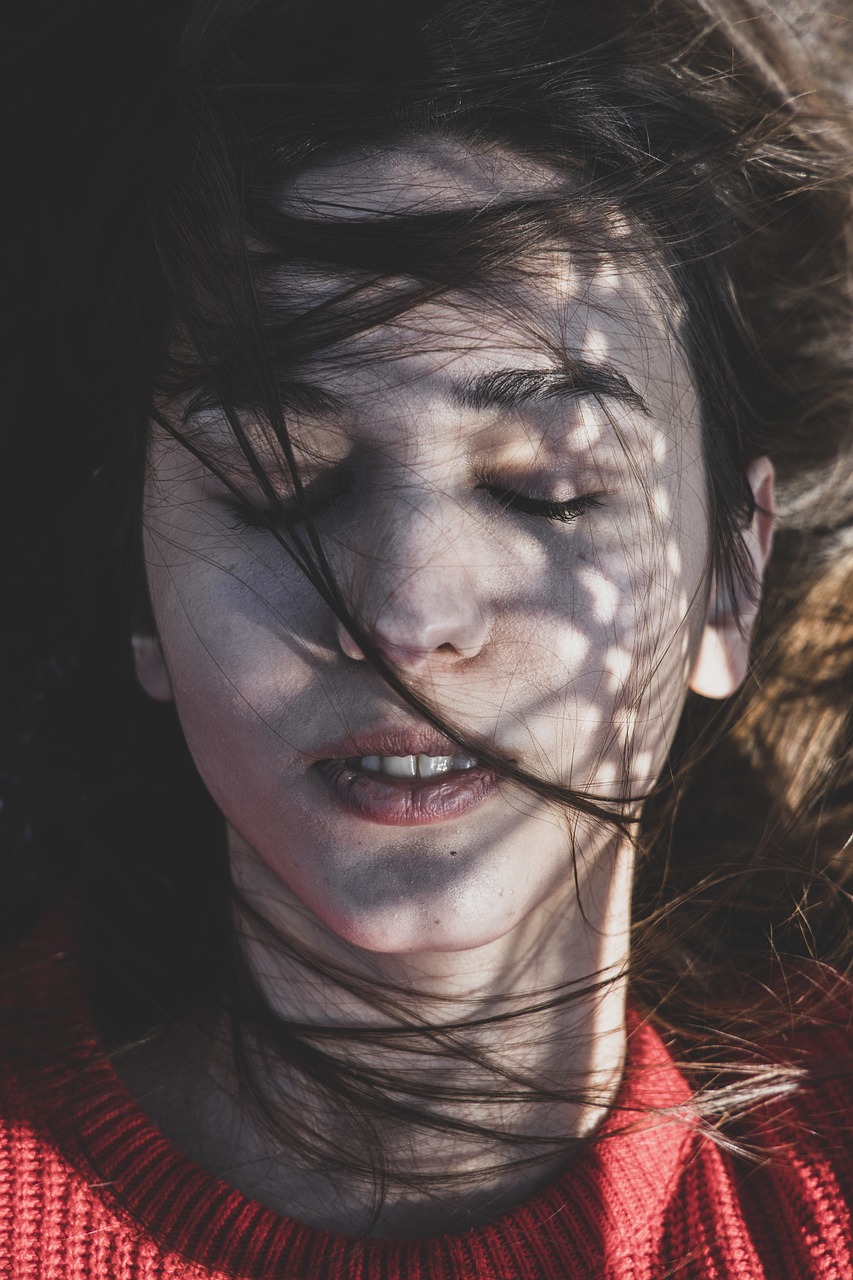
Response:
0,915,851,1279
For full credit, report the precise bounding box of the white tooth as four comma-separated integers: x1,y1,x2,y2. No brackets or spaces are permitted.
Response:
360,755,382,772
451,755,479,771
381,755,417,777
417,754,453,778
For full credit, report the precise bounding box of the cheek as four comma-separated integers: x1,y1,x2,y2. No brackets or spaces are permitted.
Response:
143,536,325,783
146,499,321,675
533,509,706,798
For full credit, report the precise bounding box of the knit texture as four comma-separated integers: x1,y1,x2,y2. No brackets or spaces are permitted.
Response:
0,913,851,1279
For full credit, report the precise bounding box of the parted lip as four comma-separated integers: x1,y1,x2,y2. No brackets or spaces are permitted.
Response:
309,725,478,764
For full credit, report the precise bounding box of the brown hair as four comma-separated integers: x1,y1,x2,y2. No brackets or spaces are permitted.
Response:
628,0,853,1043
10,0,853,1219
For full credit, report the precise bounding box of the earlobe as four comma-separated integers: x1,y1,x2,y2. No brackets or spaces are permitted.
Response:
689,457,776,700
131,632,175,703
688,607,750,699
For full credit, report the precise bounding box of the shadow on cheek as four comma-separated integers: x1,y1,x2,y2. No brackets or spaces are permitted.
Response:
334,843,486,911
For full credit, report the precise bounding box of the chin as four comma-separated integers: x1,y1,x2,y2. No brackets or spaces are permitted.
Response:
322,910,511,957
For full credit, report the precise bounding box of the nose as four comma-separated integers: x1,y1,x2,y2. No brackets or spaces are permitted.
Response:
334,496,492,671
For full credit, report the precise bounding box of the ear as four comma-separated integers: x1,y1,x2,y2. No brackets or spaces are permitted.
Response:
131,632,175,703
689,457,776,700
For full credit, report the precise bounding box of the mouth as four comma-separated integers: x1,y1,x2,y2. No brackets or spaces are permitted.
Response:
311,742,499,826
342,752,479,779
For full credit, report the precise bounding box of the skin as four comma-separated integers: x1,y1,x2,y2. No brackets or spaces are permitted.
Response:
131,138,775,1236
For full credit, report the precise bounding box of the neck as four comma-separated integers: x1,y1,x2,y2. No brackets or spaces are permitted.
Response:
120,838,633,1237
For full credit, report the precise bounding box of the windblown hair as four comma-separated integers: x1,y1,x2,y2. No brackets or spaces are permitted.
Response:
5,0,853,1218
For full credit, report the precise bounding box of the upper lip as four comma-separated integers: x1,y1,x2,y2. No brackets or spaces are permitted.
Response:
309,725,478,763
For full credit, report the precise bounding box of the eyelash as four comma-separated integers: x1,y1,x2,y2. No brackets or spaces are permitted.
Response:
227,492,336,533
482,486,605,524
225,485,605,532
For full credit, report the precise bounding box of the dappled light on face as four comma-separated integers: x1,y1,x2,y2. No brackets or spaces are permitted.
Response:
141,142,713,962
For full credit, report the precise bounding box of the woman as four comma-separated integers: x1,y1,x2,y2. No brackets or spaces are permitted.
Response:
1,0,852,1274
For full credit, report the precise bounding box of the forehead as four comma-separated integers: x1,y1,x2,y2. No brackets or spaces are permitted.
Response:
173,138,700,474
282,134,571,215
276,140,691,409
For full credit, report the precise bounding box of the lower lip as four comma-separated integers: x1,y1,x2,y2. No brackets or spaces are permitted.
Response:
315,760,500,826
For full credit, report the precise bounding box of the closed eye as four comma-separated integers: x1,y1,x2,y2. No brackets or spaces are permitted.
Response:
483,485,606,524
222,480,605,533
224,480,347,533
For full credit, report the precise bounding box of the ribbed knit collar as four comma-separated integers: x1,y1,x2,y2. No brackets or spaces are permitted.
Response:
4,909,700,1279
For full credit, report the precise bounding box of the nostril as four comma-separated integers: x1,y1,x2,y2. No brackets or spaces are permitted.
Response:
336,620,367,662
334,558,492,669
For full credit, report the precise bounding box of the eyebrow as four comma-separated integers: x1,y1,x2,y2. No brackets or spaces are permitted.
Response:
181,357,647,451
183,381,346,426
451,363,649,414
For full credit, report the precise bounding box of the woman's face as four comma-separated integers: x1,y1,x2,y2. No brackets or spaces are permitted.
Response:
142,141,713,958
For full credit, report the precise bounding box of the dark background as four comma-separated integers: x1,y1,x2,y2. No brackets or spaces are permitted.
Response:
1,0,192,942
